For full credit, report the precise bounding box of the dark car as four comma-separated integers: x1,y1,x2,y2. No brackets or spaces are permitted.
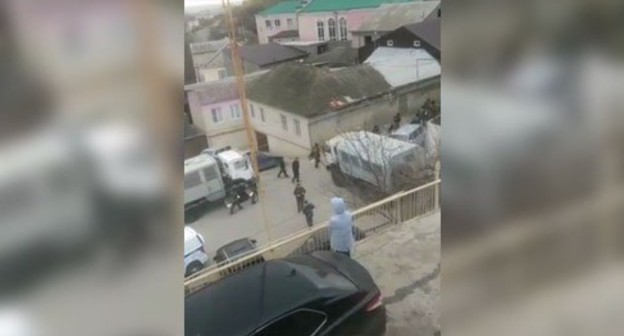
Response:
287,227,367,257
245,151,282,171
185,251,386,336
214,238,265,276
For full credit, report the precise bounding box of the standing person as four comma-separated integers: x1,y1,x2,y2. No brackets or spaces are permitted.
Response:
277,157,289,178
312,143,321,169
328,197,354,257
291,157,300,183
372,125,380,134
302,199,315,227
393,112,401,129
293,183,306,213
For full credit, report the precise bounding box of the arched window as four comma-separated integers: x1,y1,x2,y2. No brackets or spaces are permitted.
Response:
317,20,325,41
328,18,336,41
339,18,348,41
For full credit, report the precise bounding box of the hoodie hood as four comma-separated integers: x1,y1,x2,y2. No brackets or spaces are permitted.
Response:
331,197,346,215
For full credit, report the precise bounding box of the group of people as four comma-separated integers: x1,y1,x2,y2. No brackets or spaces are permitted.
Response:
370,98,439,134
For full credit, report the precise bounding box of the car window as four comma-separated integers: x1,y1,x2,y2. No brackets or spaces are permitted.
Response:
184,236,203,257
285,258,357,292
254,309,327,336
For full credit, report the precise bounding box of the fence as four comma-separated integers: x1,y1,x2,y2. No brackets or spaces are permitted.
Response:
184,179,441,295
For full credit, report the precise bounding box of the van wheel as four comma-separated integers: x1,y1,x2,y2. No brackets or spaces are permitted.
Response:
186,261,204,277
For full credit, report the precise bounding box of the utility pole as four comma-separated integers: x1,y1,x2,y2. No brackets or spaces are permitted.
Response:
221,0,273,243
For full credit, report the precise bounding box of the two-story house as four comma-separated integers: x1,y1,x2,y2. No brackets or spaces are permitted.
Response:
255,0,304,44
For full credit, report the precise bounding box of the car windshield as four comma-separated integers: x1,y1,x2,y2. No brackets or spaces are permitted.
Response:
233,159,248,170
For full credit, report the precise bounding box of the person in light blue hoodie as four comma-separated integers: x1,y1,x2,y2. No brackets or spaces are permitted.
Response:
328,197,355,257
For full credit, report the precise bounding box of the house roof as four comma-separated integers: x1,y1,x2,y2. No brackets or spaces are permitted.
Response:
269,29,300,40
185,70,269,105
258,0,302,15
300,0,412,13
246,63,391,118
353,1,439,33
190,39,228,54
233,43,308,67
404,18,440,52
305,45,358,67
364,47,440,87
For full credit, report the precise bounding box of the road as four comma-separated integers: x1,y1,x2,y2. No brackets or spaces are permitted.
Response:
187,157,357,260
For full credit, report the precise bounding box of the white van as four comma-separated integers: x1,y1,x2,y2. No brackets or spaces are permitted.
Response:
202,147,254,182
184,154,226,206
184,227,209,277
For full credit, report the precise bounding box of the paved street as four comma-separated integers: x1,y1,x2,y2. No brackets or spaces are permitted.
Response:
187,157,357,259
356,211,441,336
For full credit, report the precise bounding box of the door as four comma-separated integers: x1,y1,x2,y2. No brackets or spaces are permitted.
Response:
255,131,269,152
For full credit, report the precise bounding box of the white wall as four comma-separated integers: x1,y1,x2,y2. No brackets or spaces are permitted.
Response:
247,100,312,156
198,67,226,83
255,14,298,44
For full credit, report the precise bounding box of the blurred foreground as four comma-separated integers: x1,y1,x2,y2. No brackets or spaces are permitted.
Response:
443,0,624,335
0,1,182,335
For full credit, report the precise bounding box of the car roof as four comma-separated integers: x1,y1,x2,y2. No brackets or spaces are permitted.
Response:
216,238,255,258
184,227,199,243
185,255,355,336
217,150,243,163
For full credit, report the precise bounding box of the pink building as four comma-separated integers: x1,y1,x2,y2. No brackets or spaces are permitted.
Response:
256,0,415,44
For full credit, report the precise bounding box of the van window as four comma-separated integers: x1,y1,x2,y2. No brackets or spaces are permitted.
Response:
233,159,248,170
202,166,219,181
184,171,202,189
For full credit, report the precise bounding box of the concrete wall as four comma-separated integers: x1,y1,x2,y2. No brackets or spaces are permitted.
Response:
187,93,249,149
206,128,248,150
184,136,208,159
298,9,376,42
256,13,298,44
247,100,312,156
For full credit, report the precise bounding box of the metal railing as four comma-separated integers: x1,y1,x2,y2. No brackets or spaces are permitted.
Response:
184,179,441,295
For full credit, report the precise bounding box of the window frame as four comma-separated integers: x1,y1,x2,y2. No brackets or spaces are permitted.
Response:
210,107,223,124
274,19,281,27
339,17,348,41
230,104,241,120
265,20,272,28
249,104,256,118
413,40,421,47
260,107,266,122
386,39,394,47
317,20,325,41
328,18,336,41
294,119,301,136
252,308,328,336
287,18,293,27
280,114,288,131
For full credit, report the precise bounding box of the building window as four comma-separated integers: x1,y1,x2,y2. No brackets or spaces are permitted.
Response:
413,40,421,47
339,18,348,41
386,39,394,47
211,107,223,123
265,20,272,28
275,19,280,27
230,104,241,120
317,20,325,41
249,104,255,118
280,114,288,131
294,119,301,136
287,18,293,27
328,18,336,41
260,108,266,122
217,69,226,79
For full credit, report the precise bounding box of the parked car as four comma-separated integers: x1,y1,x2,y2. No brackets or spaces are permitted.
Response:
184,227,209,277
287,226,367,257
244,150,282,171
185,251,386,336
213,238,265,276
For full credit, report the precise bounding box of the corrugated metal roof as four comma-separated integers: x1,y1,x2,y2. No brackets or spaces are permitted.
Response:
301,0,413,13
364,47,440,87
234,43,308,67
258,0,302,15
353,2,439,33
184,70,269,105
405,18,440,51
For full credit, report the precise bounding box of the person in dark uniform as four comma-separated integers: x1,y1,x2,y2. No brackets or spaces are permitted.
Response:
277,157,289,178
393,112,401,129
372,125,380,134
229,181,246,215
291,157,300,183
311,143,321,169
294,183,306,213
303,200,315,227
